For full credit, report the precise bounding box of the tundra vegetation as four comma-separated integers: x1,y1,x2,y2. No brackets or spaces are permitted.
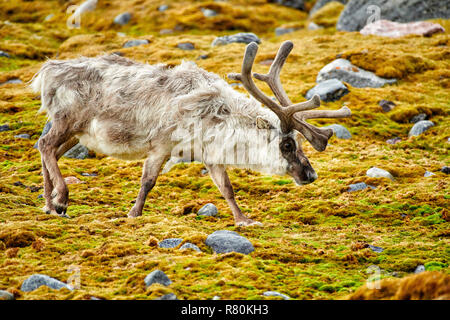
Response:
0,0,449,300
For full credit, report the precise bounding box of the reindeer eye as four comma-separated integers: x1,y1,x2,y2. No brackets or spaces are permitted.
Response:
281,139,295,152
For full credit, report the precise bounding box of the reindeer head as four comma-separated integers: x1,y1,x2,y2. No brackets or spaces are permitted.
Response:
228,41,351,185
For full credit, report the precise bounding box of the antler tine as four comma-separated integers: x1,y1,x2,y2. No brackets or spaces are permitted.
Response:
228,41,351,145
297,106,352,120
228,42,291,132
253,41,322,116
253,40,294,106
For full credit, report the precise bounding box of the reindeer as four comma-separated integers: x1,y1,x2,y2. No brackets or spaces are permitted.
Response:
31,40,351,226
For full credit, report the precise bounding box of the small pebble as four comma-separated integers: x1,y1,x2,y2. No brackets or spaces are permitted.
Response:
0,51,10,58
386,137,401,145
379,99,396,112
159,238,183,248
197,203,218,217
414,265,425,274
0,124,11,132
14,133,30,139
201,8,217,17
263,291,290,300
144,270,172,287
177,42,195,50
424,171,435,177
158,4,169,12
179,242,201,252
368,245,384,253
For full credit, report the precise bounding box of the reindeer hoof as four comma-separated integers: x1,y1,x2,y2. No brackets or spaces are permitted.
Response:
236,219,263,227
127,206,142,218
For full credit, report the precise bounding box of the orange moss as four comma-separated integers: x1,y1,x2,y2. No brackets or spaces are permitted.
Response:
350,272,450,300
0,230,36,248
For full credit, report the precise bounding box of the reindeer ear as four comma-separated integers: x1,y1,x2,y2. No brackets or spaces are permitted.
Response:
256,117,274,130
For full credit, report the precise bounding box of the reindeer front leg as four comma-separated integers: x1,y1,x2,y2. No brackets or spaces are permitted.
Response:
39,124,76,217
206,164,262,227
128,151,169,218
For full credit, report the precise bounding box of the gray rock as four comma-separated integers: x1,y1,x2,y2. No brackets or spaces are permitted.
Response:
337,0,450,32
0,50,10,58
114,12,132,25
123,39,149,48
410,113,427,123
81,172,98,177
144,270,172,287
348,182,375,192
1,78,22,85
379,99,396,112
212,295,221,300
44,14,54,22
414,265,425,274
441,166,450,174
155,293,178,300
179,242,201,252
275,27,298,36
15,133,30,139
310,0,348,15
305,79,349,102
160,29,173,35
159,238,183,248
317,59,396,88
197,203,218,217
201,168,209,174
0,124,11,132
21,274,71,292
34,121,52,149
263,291,290,300
408,120,434,137
34,121,90,159
366,167,394,180
177,42,195,50
212,33,261,46
158,4,169,12
368,245,384,253
308,22,323,30
205,230,254,255
63,143,90,159
424,171,435,177
201,8,217,17
324,124,352,139
271,0,305,10
0,290,14,300
386,137,401,145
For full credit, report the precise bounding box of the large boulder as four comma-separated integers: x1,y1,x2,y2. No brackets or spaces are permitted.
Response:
21,274,71,292
360,20,445,38
337,0,450,32
305,79,349,102
212,33,261,46
317,59,396,88
408,120,434,137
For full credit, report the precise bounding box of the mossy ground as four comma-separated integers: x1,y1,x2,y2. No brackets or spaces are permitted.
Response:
0,0,449,300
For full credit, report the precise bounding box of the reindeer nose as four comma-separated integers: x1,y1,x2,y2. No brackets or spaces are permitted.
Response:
308,171,318,183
